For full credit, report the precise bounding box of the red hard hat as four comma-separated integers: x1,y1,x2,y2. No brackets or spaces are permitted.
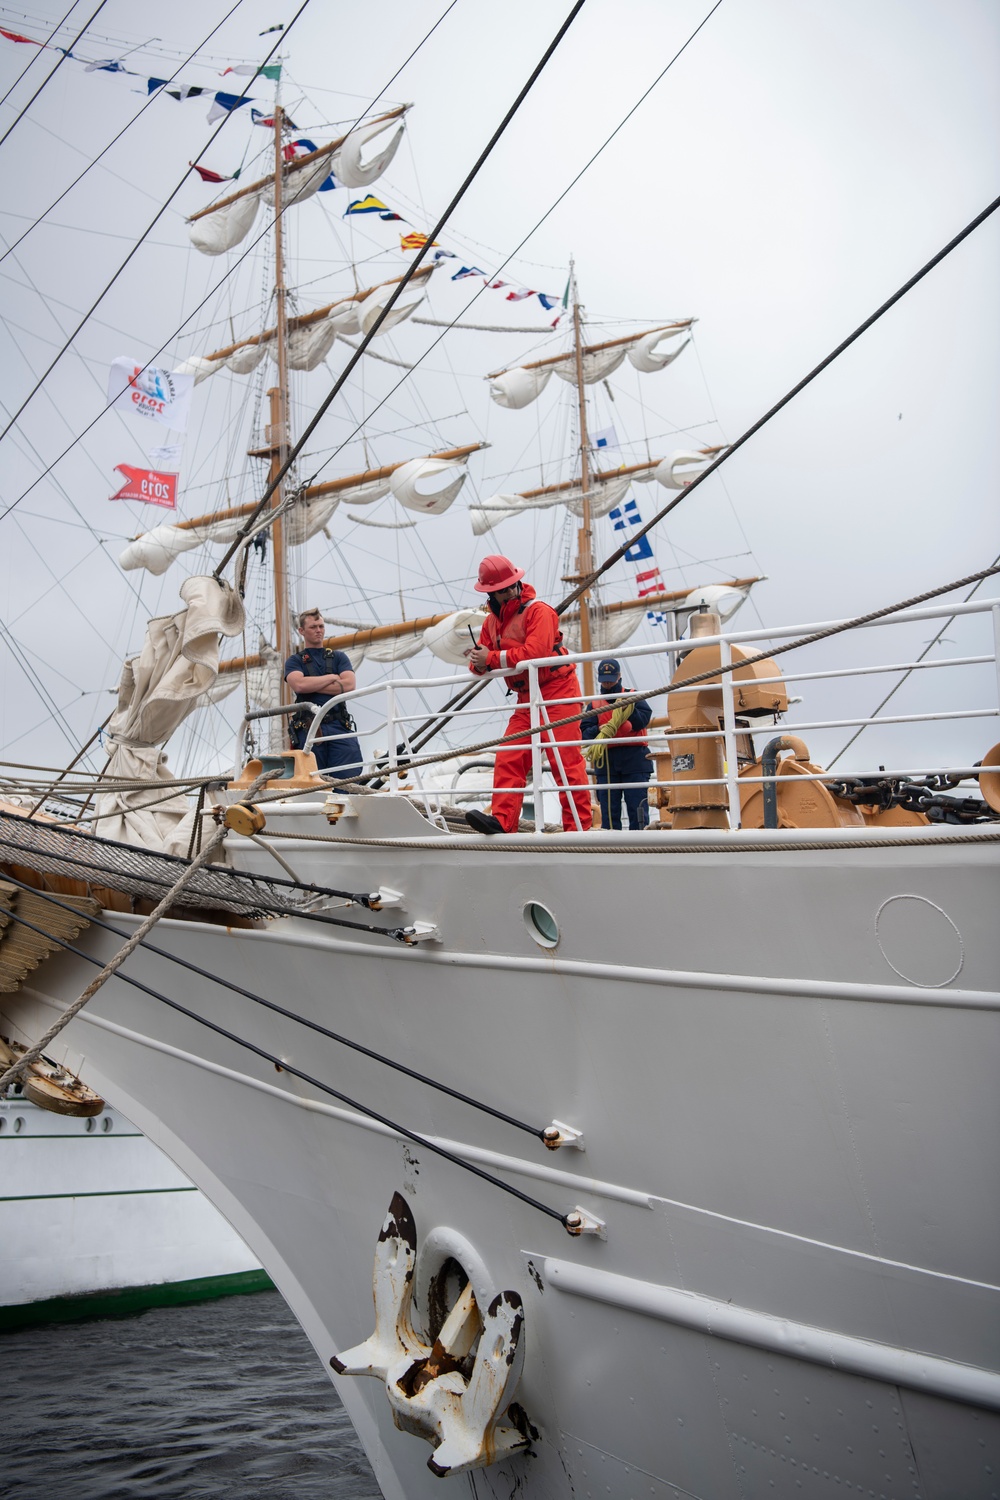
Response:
474,555,524,593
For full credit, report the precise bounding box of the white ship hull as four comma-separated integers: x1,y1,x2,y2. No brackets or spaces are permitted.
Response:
0,1097,268,1327
2,804,998,1497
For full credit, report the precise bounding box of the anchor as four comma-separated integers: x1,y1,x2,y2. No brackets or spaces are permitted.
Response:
330,1191,532,1477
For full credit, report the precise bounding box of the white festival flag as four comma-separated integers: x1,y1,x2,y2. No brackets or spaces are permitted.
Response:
107,357,194,432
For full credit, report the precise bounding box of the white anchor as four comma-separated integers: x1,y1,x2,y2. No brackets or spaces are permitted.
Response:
331,1191,532,1477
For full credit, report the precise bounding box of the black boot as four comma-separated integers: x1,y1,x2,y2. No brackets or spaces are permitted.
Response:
465,809,505,836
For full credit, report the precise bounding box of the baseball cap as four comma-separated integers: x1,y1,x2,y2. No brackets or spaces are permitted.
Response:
597,658,621,683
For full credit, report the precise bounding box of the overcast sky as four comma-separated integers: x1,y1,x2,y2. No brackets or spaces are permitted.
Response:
0,0,997,781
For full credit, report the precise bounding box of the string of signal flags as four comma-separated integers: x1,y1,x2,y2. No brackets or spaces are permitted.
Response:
0,23,282,123
342,193,568,326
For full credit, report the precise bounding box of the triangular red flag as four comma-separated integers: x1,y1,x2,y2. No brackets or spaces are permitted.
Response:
190,162,229,184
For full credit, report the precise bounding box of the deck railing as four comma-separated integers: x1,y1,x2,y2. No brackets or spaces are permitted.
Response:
238,596,1000,833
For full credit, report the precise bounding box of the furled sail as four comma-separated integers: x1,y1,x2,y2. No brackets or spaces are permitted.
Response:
468,456,709,536
215,582,758,686
175,269,434,386
633,449,723,490
96,577,244,851
488,322,693,410
119,445,485,575
561,581,754,653
187,108,408,256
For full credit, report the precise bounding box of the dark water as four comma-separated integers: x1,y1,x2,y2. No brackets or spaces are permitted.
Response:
1,1291,382,1499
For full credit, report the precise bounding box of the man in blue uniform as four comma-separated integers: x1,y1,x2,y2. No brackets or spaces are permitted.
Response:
284,608,364,777
581,658,652,830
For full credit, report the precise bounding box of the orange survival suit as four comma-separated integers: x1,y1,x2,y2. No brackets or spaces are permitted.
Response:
473,583,592,833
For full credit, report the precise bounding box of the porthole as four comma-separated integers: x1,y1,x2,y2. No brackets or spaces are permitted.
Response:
13,1116,24,1133
0,1117,6,1132
102,1116,113,1132
85,1118,96,1133
523,901,559,949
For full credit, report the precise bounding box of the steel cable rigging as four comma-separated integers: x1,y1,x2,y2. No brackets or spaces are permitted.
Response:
0,0,110,150
0,0,464,517
0,1,245,266
0,869,557,1144
0,901,576,1230
0,0,313,455
0,0,80,110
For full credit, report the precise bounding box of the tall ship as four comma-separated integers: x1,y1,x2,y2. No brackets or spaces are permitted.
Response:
0,7,997,1497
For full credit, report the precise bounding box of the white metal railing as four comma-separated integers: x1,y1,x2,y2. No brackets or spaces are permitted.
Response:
233,596,1000,833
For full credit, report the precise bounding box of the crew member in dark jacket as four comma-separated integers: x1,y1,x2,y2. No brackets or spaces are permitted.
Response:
581,658,652,830
284,607,363,776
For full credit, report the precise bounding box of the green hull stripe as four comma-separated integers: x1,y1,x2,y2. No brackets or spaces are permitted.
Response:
0,1268,275,1331
0,1186,198,1202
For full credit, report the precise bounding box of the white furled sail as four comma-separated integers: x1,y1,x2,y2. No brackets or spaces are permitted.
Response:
261,154,331,207
175,343,268,385
563,472,632,519
390,457,468,516
488,365,554,410
470,471,631,536
635,450,718,490
174,272,432,387
561,603,651,655
119,517,246,576
363,633,425,664
551,345,627,386
189,193,261,257
96,578,244,850
627,327,690,372
286,304,361,369
357,282,425,337
187,110,408,256
488,322,694,409
120,445,481,575
422,609,486,665
332,116,406,188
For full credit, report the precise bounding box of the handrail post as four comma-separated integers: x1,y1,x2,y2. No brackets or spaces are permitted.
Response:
719,637,742,829
386,685,398,790
528,664,544,832
992,605,1000,720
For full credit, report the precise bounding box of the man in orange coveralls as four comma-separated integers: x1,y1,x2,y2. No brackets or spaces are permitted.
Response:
465,555,593,835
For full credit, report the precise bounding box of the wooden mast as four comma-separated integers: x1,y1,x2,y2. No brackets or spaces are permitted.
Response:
569,259,595,698
269,100,292,719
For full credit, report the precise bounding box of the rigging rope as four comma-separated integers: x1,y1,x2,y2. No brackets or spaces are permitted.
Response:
210,0,590,578
370,188,1000,757
0,2,311,467
0,871,552,1143
0,0,464,518
0,0,110,150
0,906,573,1229
826,550,1000,769
557,191,1000,613
0,2,244,265
0,824,226,1093
0,0,79,110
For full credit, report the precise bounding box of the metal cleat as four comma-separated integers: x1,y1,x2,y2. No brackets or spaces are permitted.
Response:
330,1192,531,1478
541,1119,585,1152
